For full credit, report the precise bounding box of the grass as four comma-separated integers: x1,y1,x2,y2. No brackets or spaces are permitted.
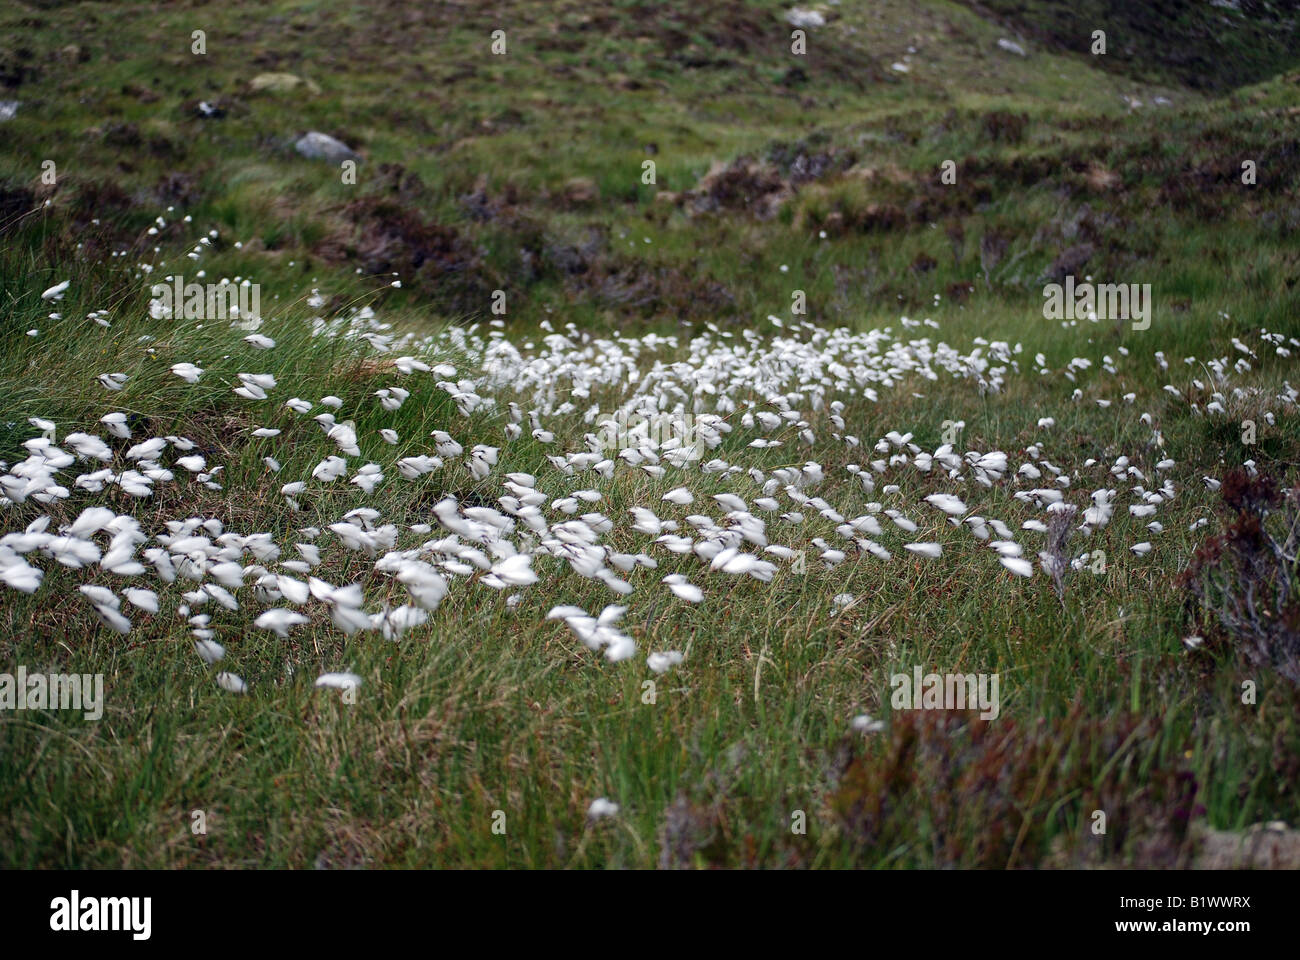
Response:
1,0,1299,869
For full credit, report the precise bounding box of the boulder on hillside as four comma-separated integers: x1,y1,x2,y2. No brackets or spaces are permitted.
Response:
250,72,321,95
295,131,358,164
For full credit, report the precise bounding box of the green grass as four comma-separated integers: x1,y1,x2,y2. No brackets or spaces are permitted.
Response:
1,0,1299,869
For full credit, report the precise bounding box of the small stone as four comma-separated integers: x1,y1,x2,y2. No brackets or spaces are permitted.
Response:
295,131,358,164
785,7,826,28
251,73,321,95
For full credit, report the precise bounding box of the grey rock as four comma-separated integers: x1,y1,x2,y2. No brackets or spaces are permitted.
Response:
250,73,321,95
295,131,358,164
996,38,1027,57
0,101,18,122
785,8,826,29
